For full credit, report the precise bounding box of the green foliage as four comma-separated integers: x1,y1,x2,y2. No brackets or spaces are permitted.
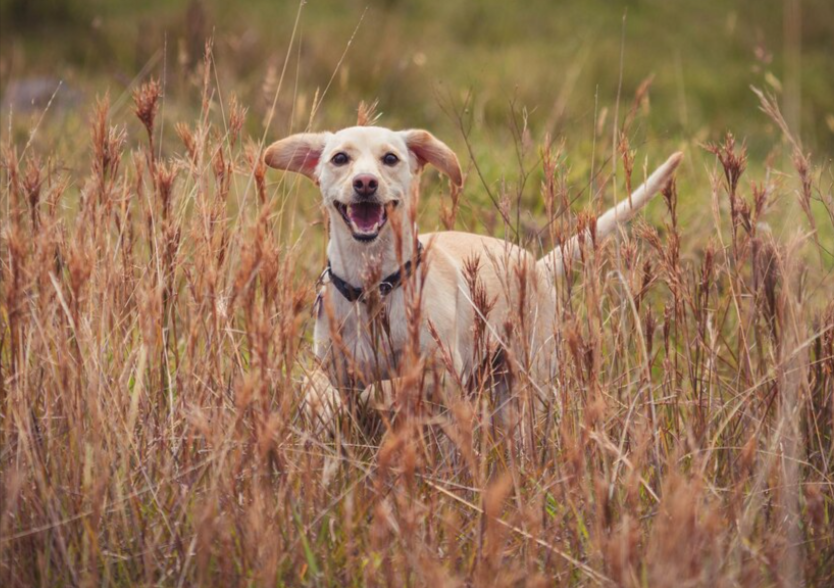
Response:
0,0,90,27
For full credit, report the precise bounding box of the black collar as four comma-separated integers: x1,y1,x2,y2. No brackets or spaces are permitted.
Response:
319,242,424,303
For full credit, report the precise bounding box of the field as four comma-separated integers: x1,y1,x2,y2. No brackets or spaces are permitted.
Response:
2,0,834,586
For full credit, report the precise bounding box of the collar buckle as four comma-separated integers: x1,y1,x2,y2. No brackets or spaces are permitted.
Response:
378,281,394,296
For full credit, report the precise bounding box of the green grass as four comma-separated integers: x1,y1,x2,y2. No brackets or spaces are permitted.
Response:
2,0,832,250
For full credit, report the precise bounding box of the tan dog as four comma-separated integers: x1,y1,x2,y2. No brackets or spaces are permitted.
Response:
264,126,682,426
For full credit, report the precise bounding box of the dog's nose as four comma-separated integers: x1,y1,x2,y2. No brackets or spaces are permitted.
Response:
352,174,378,197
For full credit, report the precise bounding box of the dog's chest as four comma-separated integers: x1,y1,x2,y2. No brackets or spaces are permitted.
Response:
314,288,412,383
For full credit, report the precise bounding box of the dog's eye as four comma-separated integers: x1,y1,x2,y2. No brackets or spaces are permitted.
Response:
382,153,399,166
331,152,349,166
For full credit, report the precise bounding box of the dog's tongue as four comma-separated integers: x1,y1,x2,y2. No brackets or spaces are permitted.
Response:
348,202,383,232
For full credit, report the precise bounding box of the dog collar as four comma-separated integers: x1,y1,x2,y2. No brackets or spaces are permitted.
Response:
319,242,424,303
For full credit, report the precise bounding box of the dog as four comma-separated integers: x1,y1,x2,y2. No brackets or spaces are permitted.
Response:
264,126,682,428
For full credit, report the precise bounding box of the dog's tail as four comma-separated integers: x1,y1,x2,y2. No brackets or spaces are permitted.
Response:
537,151,683,279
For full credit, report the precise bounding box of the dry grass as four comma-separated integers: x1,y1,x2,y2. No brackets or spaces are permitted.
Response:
2,55,834,588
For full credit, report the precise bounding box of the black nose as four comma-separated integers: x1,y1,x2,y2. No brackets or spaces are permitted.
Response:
352,174,378,197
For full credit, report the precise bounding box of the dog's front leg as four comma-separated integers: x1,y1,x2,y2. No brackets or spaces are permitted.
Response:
302,368,344,432
359,379,398,412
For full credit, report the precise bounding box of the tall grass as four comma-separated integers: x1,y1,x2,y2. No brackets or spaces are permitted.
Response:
2,52,833,587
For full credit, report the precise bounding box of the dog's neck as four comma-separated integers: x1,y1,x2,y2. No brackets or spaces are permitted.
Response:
326,216,418,288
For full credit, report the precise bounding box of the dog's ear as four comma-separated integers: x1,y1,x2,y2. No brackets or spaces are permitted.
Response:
264,133,331,180
400,130,463,187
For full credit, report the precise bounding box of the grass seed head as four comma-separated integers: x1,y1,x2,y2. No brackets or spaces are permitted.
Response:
133,78,162,139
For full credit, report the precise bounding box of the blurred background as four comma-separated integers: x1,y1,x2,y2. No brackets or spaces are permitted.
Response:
1,0,833,249
2,0,833,148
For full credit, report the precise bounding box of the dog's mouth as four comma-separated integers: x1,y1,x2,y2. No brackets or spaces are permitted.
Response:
334,201,398,242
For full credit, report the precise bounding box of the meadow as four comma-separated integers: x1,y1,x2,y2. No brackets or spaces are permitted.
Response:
1,1,833,586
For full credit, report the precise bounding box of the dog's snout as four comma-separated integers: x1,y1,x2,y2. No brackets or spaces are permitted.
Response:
352,174,378,197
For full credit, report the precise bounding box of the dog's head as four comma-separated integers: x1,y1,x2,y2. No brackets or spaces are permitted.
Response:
264,126,461,243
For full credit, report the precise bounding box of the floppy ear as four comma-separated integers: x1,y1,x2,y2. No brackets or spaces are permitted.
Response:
400,130,463,187
263,132,330,180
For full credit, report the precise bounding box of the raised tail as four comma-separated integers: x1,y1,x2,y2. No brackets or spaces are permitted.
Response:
537,151,684,278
